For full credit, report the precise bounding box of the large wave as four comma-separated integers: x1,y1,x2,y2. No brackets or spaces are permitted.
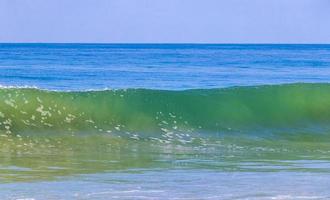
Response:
1,83,330,142
2,83,330,181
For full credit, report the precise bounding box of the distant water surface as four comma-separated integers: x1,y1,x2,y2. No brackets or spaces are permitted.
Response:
1,44,330,90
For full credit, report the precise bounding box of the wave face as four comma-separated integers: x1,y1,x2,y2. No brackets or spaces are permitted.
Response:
2,83,330,182
1,83,330,141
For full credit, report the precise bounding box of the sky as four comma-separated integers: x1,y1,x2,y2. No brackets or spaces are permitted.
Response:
0,0,329,43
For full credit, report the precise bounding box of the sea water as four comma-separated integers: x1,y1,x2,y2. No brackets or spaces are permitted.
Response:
1,44,330,199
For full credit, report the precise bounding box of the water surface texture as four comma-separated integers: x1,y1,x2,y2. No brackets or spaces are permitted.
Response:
1,44,330,200
1,44,330,90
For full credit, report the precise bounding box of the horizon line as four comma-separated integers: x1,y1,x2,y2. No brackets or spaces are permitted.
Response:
1,42,330,45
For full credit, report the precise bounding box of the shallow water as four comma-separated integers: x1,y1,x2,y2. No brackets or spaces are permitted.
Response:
1,44,330,199
2,170,330,200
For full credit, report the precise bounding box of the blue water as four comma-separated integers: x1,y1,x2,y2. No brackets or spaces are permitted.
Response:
1,44,330,200
1,44,330,90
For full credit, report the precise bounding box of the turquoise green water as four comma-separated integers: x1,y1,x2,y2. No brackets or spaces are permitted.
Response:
1,84,330,184
2,83,330,137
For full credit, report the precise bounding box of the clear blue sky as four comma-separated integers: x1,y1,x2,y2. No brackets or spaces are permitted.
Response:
1,0,329,43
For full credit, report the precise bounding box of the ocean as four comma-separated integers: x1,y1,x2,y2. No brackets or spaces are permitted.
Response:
1,44,330,199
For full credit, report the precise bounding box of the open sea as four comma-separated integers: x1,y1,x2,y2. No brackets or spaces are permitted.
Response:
1,44,330,199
